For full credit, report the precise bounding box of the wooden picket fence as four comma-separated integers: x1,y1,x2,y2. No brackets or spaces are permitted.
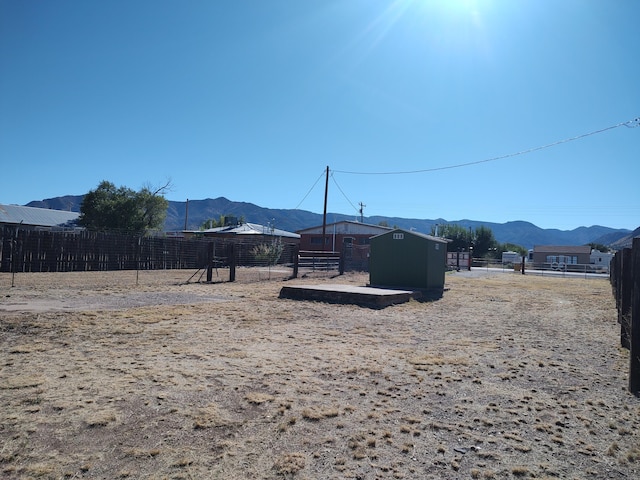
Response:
610,237,640,395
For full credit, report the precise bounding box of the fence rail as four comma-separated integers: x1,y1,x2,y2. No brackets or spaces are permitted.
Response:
610,237,640,395
468,258,610,277
296,250,342,272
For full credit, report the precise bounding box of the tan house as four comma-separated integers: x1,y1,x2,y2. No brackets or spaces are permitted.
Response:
531,245,591,267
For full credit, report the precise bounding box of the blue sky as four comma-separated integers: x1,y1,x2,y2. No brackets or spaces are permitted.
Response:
1,0,638,231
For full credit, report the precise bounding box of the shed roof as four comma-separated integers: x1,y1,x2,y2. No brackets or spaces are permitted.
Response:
197,222,300,239
0,204,80,228
533,245,591,254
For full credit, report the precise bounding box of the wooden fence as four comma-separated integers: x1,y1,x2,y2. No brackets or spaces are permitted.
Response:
610,237,640,395
0,226,298,277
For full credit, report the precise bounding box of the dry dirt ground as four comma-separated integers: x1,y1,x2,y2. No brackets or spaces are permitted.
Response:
1,269,639,480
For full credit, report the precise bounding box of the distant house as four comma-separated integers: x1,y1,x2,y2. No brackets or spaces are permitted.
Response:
0,204,80,231
531,245,591,266
297,221,392,271
590,249,614,270
296,220,392,252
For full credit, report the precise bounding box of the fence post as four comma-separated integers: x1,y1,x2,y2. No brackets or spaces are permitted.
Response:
629,238,640,395
292,245,299,279
620,248,633,349
11,226,18,287
228,243,236,282
206,242,214,282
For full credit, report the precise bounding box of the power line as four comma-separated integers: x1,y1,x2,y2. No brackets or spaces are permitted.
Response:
294,169,327,210
330,172,360,215
333,117,640,176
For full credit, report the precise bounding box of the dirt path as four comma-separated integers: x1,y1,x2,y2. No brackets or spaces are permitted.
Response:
1,270,638,479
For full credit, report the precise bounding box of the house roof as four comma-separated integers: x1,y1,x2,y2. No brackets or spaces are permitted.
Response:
0,204,80,228
197,222,300,239
296,220,392,235
533,245,591,254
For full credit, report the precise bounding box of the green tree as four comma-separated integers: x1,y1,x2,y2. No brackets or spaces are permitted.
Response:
473,225,498,258
497,242,527,257
79,180,169,234
200,216,224,230
587,242,609,252
200,215,244,230
432,224,473,252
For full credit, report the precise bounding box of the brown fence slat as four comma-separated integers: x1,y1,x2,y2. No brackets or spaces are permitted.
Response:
629,238,640,395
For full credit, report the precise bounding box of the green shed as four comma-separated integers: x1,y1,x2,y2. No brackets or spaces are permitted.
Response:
369,229,448,290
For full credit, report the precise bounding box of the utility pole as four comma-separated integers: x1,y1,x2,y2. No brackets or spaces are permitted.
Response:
358,202,366,223
322,166,329,251
184,199,189,231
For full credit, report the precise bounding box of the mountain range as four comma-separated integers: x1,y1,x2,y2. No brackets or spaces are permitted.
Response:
26,195,634,250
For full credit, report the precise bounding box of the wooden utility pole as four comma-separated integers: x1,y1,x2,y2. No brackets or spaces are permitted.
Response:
359,202,366,223
184,199,189,231
322,166,329,251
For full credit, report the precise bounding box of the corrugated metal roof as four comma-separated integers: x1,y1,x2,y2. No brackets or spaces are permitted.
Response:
0,204,80,228
199,222,300,239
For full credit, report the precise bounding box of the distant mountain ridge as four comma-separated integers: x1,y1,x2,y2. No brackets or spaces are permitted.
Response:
25,195,633,250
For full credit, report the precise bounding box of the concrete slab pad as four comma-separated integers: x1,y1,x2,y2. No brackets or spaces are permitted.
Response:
279,284,418,308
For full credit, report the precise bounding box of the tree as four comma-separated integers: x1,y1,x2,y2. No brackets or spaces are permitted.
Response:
200,215,245,230
587,242,609,253
432,224,473,252
497,242,527,257
200,217,224,230
473,225,498,258
79,180,169,234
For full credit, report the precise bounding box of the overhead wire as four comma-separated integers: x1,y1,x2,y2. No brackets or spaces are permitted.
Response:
333,117,640,176
293,116,639,213
330,172,361,215
293,169,327,210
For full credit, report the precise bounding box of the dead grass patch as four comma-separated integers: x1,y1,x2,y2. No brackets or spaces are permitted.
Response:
0,270,637,479
273,452,306,475
301,406,340,421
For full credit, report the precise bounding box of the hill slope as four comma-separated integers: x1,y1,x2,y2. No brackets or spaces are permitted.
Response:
25,196,632,249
